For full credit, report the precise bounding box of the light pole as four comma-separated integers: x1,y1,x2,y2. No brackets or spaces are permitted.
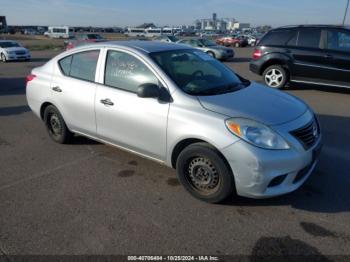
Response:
343,0,350,25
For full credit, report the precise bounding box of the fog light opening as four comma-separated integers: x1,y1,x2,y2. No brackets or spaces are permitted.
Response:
268,174,287,188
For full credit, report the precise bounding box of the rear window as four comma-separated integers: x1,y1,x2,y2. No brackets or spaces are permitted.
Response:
298,28,321,48
58,50,100,82
259,30,296,46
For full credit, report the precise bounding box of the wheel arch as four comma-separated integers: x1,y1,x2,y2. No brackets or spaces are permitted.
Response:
259,54,292,76
40,102,54,120
170,138,231,171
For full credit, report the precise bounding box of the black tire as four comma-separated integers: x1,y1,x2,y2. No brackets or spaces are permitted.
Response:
43,105,73,144
206,51,216,59
176,142,235,203
1,53,7,63
262,65,288,89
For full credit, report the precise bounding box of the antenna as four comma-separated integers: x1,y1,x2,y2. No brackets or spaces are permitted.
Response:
343,0,350,25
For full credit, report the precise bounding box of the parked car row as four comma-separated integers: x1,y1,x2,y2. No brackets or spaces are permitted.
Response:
216,35,249,48
65,33,107,50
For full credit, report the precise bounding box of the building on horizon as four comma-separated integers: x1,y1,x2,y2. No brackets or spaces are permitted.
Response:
0,16,7,32
195,13,251,32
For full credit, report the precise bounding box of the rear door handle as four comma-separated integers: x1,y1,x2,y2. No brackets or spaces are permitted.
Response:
100,98,114,106
52,86,62,92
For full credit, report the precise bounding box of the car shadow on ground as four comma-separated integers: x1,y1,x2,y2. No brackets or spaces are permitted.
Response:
0,105,31,116
231,57,252,63
27,58,51,63
0,77,26,96
285,82,350,94
71,135,101,145
222,114,350,214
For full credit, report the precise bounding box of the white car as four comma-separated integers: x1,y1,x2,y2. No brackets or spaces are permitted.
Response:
247,36,257,46
0,40,31,62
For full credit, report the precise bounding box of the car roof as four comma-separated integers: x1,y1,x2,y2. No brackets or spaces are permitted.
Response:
0,40,16,43
74,40,190,53
275,24,350,30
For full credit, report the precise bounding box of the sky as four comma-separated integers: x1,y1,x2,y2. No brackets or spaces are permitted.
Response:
0,0,348,27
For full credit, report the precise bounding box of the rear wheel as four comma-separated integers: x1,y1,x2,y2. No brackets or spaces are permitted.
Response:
263,65,288,89
176,142,235,203
44,105,73,144
1,53,7,63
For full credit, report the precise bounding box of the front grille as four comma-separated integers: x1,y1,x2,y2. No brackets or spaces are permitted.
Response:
16,51,25,55
290,118,319,150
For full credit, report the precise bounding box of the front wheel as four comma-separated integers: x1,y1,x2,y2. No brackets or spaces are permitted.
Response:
206,51,216,59
1,53,7,63
263,65,288,89
176,143,235,203
44,105,73,144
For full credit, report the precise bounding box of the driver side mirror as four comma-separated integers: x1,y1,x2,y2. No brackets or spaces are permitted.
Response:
137,83,160,98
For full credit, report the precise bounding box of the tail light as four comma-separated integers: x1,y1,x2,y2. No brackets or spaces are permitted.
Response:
25,74,36,86
66,42,74,50
252,49,262,60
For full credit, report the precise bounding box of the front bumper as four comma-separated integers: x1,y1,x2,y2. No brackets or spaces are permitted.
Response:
221,111,322,199
6,53,31,61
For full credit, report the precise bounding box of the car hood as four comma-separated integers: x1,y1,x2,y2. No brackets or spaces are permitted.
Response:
3,47,28,52
197,83,307,126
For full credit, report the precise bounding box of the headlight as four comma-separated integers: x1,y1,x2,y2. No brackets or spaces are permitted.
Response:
7,51,15,55
225,118,290,150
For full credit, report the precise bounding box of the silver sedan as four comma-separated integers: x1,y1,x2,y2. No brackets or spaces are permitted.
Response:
177,38,234,61
26,41,322,203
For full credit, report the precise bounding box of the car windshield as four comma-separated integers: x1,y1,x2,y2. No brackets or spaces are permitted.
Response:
199,38,216,46
0,42,20,48
150,49,249,96
168,36,178,42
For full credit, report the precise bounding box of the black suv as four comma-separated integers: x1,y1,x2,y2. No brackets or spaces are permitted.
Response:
250,25,350,89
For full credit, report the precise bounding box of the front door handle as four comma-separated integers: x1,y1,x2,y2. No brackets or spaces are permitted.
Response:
324,54,333,59
52,86,62,92
100,98,114,106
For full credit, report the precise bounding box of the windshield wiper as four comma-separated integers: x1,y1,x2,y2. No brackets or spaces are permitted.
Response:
191,83,242,96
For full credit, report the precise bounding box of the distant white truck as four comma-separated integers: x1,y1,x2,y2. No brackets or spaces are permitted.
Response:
44,26,74,39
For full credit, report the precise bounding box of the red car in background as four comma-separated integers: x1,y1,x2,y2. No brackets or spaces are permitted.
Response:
216,35,248,48
65,34,106,50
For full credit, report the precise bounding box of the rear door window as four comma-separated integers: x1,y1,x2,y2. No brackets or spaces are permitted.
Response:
297,28,321,48
58,56,72,76
59,50,100,82
259,30,297,46
104,50,159,93
327,30,350,52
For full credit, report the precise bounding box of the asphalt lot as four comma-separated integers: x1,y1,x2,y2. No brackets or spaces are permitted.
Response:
0,48,349,258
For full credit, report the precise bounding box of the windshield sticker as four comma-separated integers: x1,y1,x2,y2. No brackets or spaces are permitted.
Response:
193,51,215,61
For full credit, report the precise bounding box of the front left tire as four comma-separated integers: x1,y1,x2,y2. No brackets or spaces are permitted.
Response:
1,53,7,63
44,105,73,144
206,51,216,59
176,142,235,203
